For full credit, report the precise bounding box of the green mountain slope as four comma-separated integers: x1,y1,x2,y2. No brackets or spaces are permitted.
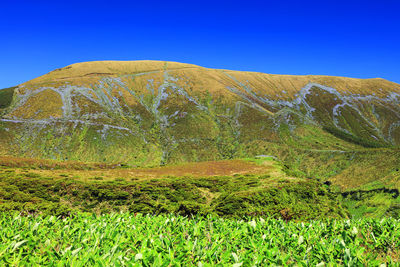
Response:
1,60,400,190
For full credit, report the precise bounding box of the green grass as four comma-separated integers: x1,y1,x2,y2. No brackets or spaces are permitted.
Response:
0,87,15,110
0,213,399,266
342,190,400,219
243,155,276,165
323,126,388,148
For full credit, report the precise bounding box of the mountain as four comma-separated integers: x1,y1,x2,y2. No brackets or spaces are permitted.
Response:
1,60,400,190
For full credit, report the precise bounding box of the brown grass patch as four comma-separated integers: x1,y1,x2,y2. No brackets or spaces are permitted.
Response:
9,89,63,119
0,156,279,181
133,159,274,177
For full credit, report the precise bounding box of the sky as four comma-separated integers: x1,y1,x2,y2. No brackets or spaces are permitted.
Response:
0,0,399,88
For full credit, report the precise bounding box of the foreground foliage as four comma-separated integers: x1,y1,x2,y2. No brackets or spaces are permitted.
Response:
0,213,399,266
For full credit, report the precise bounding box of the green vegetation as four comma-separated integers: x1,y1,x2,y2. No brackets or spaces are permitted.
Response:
0,157,399,265
1,213,399,266
342,190,400,219
0,87,16,114
1,154,400,220
323,126,388,148
0,165,345,219
259,143,400,190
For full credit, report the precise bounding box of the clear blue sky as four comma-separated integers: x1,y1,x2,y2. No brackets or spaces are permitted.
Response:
1,0,399,88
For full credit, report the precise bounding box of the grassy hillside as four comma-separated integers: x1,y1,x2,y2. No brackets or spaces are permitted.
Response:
2,61,400,159
1,60,400,201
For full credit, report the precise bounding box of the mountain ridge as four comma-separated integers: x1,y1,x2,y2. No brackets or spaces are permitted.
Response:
21,60,398,83
18,60,400,96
